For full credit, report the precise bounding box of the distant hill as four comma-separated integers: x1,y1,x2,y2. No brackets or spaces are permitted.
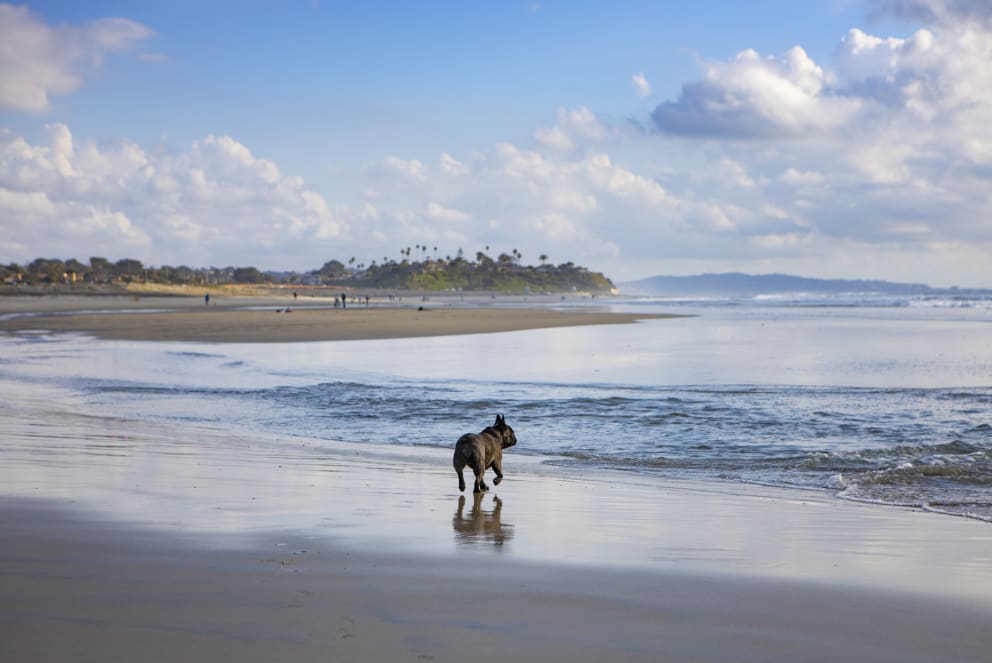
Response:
618,273,967,297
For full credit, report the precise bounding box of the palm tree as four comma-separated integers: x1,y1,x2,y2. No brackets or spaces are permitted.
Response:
539,253,548,266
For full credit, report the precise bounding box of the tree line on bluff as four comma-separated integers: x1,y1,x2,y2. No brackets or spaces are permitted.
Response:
2,249,616,294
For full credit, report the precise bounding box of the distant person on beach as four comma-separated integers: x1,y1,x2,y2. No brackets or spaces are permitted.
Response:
293,291,298,301
341,292,347,309
204,293,210,306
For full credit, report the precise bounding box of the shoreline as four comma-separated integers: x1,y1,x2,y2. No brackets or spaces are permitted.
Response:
0,294,672,343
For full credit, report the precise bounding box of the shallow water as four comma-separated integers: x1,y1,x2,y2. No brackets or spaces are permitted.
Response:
1,294,991,522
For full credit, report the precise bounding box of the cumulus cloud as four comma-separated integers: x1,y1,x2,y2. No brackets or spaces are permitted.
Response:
425,202,471,222
4,2,990,285
630,2,992,284
654,5,992,144
381,155,426,180
0,3,154,112
632,72,652,97
535,125,575,152
0,124,343,266
344,136,795,272
439,152,467,176
653,46,863,138
532,106,613,158
559,106,609,141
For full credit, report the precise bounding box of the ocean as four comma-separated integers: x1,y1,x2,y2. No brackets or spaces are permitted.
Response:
1,291,990,523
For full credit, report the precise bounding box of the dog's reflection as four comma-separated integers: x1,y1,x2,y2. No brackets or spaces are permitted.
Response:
452,493,513,547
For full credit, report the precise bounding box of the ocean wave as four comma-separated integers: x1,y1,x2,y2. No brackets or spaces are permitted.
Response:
64,368,992,523
620,291,992,310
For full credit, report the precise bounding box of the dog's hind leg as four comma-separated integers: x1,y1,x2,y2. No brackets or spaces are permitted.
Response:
454,457,467,492
472,461,488,493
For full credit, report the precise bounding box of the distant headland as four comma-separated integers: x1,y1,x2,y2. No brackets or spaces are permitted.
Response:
620,272,991,297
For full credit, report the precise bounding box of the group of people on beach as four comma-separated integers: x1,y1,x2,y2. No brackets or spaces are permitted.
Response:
203,291,372,307
334,293,371,307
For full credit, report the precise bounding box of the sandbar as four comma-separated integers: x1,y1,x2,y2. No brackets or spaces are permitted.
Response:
0,294,673,342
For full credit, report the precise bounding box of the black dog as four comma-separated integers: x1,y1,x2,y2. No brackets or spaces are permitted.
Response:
453,414,517,493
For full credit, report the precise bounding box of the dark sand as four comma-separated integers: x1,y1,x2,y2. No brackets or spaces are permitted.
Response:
2,497,990,663
0,294,674,342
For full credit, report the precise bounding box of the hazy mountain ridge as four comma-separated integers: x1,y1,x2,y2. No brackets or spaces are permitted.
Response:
619,273,988,297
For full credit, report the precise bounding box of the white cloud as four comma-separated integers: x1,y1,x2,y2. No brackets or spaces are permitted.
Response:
549,188,598,213
439,152,467,176
625,4,992,285
0,124,343,266
533,106,613,156
559,106,609,141
535,126,575,152
4,1,991,286
0,3,154,112
653,46,862,138
716,158,755,188
632,72,652,97
0,187,55,219
381,155,426,180
341,140,722,269
426,202,471,222
779,168,825,185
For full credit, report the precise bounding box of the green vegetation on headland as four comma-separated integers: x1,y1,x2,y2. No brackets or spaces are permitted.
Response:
1,251,618,295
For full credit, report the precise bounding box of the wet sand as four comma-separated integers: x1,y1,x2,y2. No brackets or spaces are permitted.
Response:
2,502,990,663
2,444,991,663
0,294,672,342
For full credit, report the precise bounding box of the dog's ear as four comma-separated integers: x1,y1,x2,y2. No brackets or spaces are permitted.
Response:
495,413,504,428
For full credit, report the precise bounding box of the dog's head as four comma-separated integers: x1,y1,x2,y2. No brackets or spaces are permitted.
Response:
493,413,517,449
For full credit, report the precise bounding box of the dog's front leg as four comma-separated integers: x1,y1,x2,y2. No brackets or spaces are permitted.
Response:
491,457,504,486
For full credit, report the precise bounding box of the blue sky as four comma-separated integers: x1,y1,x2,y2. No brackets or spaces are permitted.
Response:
2,1,990,286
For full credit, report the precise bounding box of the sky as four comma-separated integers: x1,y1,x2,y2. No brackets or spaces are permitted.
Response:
1,0,991,287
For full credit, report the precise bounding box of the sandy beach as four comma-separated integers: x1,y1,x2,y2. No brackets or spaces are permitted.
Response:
1,294,991,662
3,499,990,663
0,294,674,342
